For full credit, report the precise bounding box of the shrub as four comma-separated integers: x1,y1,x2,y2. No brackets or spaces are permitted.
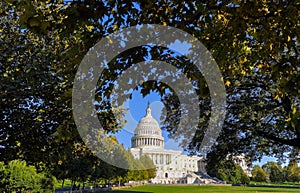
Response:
0,160,56,193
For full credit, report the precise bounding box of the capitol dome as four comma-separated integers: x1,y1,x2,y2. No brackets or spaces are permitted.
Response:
131,102,164,148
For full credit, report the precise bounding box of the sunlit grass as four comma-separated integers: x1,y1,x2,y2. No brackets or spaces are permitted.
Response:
109,185,300,193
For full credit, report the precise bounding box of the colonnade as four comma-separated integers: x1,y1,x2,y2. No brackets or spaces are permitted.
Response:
132,137,164,148
149,153,172,165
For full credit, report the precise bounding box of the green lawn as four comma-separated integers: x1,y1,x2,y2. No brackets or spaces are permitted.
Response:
249,181,300,186
109,185,300,193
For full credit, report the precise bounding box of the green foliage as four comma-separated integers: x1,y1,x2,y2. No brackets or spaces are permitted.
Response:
209,159,250,184
0,162,9,190
52,139,156,186
0,160,55,193
252,165,267,183
283,161,300,183
262,162,284,183
140,155,157,180
122,152,157,182
0,1,78,166
252,161,300,184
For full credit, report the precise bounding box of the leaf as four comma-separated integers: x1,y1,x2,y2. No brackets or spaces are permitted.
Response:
225,80,231,87
28,17,41,27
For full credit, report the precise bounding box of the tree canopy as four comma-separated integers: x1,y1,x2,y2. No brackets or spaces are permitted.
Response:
1,0,299,170
0,160,56,193
251,165,267,182
252,161,300,183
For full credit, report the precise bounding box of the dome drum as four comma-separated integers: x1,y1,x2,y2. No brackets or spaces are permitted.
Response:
131,137,164,148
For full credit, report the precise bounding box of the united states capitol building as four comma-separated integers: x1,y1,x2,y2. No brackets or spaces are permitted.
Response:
128,103,251,184
129,103,220,184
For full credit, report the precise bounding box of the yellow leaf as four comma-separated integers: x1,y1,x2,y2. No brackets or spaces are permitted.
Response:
86,25,94,32
292,105,297,114
162,22,167,26
225,80,231,87
16,141,21,147
257,64,263,69
107,36,113,44
38,109,45,113
285,117,291,122
287,36,291,42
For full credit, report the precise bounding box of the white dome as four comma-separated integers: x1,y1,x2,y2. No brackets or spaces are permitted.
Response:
131,102,164,148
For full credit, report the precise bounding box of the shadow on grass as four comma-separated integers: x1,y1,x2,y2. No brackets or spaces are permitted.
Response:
108,191,152,193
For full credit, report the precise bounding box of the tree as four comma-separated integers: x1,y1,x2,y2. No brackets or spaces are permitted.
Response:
262,162,284,183
207,159,249,184
283,160,300,182
0,1,79,167
252,165,267,183
2,0,299,170
140,155,157,180
0,160,55,193
0,162,9,192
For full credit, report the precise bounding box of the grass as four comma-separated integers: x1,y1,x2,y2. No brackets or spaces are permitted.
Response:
249,181,300,186
54,179,96,190
108,185,300,193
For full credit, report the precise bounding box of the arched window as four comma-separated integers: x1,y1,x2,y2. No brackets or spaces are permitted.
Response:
165,173,168,178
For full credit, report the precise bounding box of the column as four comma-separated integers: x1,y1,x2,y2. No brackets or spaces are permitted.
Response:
166,154,168,164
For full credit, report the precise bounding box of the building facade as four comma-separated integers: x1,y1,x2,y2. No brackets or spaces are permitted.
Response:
129,103,201,184
129,103,251,184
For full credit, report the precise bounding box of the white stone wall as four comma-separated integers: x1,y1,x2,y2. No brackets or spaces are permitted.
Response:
129,147,201,184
